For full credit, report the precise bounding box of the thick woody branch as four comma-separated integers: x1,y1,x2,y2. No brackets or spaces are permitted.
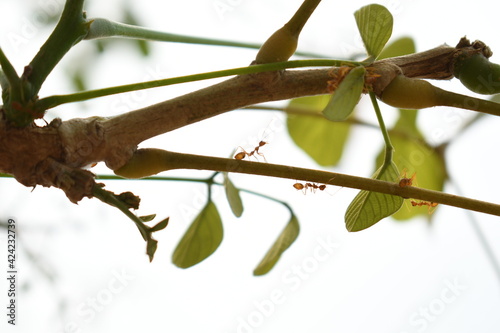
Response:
92,44,462,170
380,44,456,79
64,69,332,170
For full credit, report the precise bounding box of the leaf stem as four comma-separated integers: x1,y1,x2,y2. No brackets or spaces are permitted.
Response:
92,184,150,240
98,172,292,211
449,179,500,284
370,92,394,165
35,59,357,111
84,18,325,59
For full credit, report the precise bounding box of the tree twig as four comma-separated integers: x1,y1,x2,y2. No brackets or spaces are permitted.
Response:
115,148,500,218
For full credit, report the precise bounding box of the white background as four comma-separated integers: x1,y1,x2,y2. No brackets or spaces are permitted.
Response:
1,0,500,332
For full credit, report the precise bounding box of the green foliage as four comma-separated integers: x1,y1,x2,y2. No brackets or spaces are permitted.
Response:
92,184,166,262
286,95,351,166
139,214,156,222
253,214,300,276
378,36,415,60
375,36,446,220
322,66,366,121
172,201,223,268
5,0,498,271
354,4,393,62
150,217,170,232
376,110,447,220
223,173,244,217
345,162,403,231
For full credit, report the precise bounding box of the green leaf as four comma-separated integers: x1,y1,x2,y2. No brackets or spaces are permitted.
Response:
172,201,223,268
223,173,244,217
147,239,158,262
376,110,447,220
139,214,156,222
150,217,170,232
253,214,300,276
377,36,416,60
354,4,393,61
345,162,404,231
322,66,365,121
287,95,351,166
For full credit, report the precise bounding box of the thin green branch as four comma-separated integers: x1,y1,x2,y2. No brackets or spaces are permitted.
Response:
97,172,292,211
370,92,394,164
448,178,500,284
285,0,322,36
91,183,161,261
91,184,150,241
26,0,88,96
116,149,500,217
451,112,487,140
84,18,325,59
35,59,358,111
0,48,20,88
96,174,208,183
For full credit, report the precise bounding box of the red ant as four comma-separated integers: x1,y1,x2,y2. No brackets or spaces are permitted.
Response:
234,140,268,162
399,169,417,188
410,200,438,213
293,182,327,194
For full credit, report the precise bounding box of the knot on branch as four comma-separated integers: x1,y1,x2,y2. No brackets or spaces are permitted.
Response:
58,116,107,168
35,158,95,203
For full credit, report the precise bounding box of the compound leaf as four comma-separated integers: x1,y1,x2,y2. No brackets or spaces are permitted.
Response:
354,4,393,61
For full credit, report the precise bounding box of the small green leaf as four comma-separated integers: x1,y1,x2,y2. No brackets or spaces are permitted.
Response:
139,214,156,222
322,66,365,121
172,201,223,268
377,36,416,60
253,214,300,276
287,95,351,166
345,162,403,231
150,217,170,232
147,238,158,262
354,4,393,61
223,173,244,217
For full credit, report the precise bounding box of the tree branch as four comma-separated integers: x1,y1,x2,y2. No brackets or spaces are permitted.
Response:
1,39,499,206
61,42,491,170
115,148,500,217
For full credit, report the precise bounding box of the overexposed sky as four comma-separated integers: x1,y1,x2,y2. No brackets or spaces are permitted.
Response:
1,1,500,332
